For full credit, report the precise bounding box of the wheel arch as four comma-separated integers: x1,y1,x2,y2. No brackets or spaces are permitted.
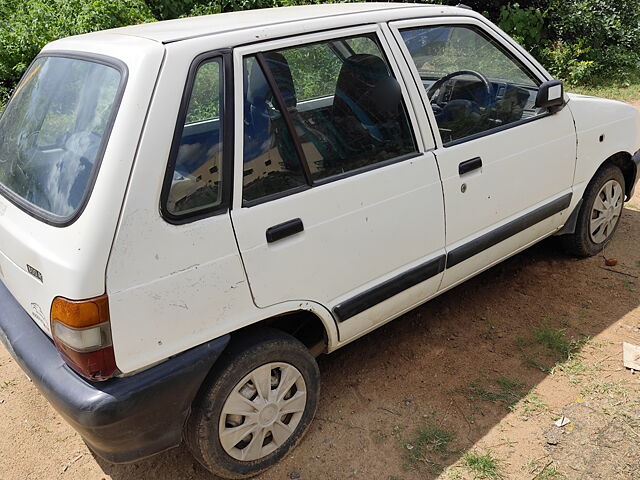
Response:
231,302,338,358
247,310,330,357
558,152,633,237
604,151,637,200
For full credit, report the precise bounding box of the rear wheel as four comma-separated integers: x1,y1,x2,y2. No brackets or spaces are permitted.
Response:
563,164,625,257
185,328,320,479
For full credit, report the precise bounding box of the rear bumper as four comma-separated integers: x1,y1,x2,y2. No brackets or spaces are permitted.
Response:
0,279,229,463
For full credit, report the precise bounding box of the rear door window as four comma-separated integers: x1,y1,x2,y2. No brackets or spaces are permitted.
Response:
242,33,417,202
0,55,124,222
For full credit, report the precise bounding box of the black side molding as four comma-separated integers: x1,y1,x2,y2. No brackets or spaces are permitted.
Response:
333,194,573,324
333,255,446,322
447,193,572,268
459,157,482,175
266,218,304,243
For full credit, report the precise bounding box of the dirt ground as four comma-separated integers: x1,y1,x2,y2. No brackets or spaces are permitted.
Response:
1,156,640,480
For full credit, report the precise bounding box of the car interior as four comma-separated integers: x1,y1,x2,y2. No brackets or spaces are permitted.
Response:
402,25,544,144
241,39,416,195
169,26,545,211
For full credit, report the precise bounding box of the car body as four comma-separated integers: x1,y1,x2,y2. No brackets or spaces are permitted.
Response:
0,3,638,477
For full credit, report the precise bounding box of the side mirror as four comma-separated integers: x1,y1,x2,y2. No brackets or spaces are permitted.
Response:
535,80,565,110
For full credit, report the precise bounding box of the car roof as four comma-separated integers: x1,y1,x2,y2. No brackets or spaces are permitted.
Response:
106,3,462,44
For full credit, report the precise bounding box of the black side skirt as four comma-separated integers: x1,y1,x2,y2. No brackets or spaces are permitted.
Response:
334,193,572,322
446,192,572,268
334,255,446,322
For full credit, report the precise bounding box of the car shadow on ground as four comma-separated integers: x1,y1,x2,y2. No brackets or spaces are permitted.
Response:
94,207,640,480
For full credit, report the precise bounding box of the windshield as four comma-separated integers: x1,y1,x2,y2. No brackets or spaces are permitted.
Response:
0,55,123,222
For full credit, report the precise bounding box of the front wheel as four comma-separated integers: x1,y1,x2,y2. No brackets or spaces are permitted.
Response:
185,328,320,479
562,164,625,257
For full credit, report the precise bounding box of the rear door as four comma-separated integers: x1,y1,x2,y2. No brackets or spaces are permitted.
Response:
390,17,577,289
230,25,446,342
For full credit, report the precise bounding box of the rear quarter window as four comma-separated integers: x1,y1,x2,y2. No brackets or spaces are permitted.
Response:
162,57,227,219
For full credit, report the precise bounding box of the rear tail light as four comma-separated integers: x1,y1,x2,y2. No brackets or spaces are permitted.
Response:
50,295,117,381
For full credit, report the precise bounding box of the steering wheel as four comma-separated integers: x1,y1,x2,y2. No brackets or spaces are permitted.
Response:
427,70,492,108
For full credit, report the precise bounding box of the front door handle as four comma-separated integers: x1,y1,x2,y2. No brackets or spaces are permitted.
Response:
459,157,483,175
266,218,304,243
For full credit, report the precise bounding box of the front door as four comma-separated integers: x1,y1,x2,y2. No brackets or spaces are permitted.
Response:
230,26,446,342
391,18,577,289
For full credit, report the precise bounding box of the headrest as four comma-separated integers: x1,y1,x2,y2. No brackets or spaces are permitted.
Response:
334,54,401,119
263,52,297,109
246,52,297,109
335,54,390,95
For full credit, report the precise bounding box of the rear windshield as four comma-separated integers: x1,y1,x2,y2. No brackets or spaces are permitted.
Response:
0,55,123,222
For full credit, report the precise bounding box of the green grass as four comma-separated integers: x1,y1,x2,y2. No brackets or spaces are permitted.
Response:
457,377,524,410
534,327,579,359
536,466,567,480
403,426,455,471
515,391,548,416
517,325,588,373
526,460,567,480
569,78,640,104
581,379,629,398
551,356,589,384
463,452,501,479
623,280,636,292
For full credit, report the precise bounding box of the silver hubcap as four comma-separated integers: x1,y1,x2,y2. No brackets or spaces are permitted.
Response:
590,179,623,244
219,362,307,461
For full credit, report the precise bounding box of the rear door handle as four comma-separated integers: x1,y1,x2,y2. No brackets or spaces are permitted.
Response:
459,157,483,175
266,218,304,243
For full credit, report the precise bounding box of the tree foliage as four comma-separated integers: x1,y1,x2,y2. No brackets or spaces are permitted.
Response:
0,0,639,104
494,0,640,84
0,0,155,102
543,0,640,84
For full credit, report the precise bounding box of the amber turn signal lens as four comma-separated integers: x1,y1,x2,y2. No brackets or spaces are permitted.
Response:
50,295,117,382
51,294,110,328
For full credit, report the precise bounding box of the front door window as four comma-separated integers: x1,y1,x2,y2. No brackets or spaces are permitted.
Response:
400,25,545,144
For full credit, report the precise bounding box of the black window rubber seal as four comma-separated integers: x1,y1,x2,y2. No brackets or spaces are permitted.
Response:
160,50,235,225
255,52,313,185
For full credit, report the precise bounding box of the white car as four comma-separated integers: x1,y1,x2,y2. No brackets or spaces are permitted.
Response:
0,3,638,478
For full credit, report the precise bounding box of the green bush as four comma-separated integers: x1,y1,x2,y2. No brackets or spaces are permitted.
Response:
439,0,549,19
543,0,640,84
495,0,640,85
541,40,596,85
183,0,357,16
1,0,640,103
0,0,155,103
497,2,544,55
144,0,199,20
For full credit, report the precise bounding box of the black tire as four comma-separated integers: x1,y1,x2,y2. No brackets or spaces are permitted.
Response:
185,328,320,479
562,164,626,257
